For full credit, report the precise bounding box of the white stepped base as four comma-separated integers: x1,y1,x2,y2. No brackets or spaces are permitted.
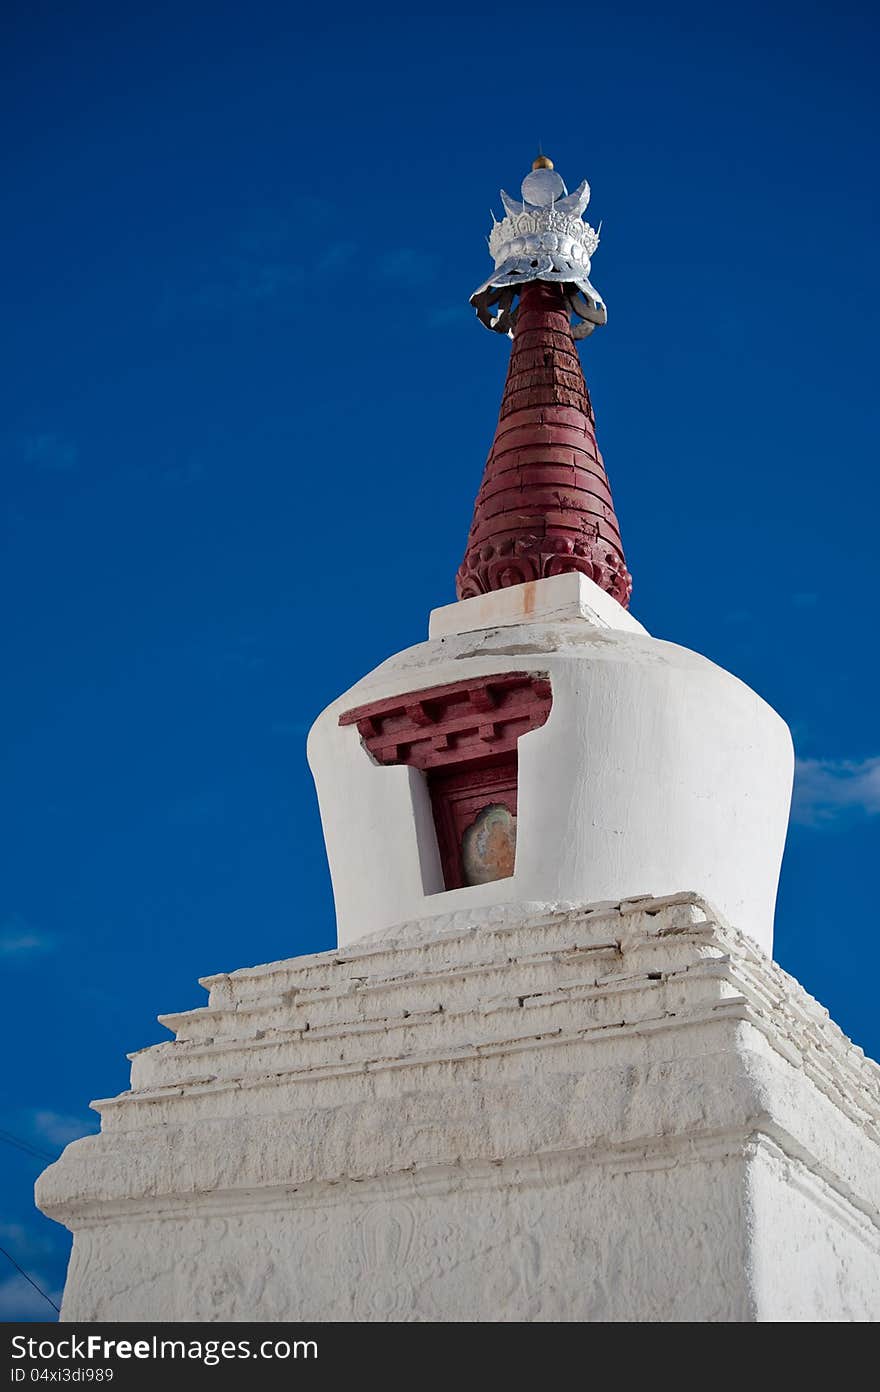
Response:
37,894,880,1322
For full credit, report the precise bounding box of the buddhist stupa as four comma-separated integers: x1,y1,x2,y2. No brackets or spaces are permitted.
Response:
36,156,880,1324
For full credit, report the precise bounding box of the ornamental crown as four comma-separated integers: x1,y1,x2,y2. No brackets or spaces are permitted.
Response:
471,159,607,338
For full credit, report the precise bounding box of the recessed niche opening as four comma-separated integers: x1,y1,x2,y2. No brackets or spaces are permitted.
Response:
338,671,551,897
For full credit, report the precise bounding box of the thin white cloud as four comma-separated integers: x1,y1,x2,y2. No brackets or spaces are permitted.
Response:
0,1222,57,1262
159,452,206,486
429,305,471,329
31,1111,97,1148
0,1273,60,1319
0,915,52,959
271,719,310,737
154,186,433,323
159,237,423,321
22,433,79,472
792,756,880,827
376,246,436,285
156,256,305,322
166,787,227,827
316,240,357,274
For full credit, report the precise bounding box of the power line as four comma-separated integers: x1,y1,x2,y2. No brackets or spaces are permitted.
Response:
0,1243,60,1314
0,1128,63,1313
0,1129,55,1163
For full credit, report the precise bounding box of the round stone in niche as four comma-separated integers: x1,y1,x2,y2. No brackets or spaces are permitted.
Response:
461,804,517,885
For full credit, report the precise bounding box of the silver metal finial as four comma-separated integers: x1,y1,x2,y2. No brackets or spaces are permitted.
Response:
470,160,607,338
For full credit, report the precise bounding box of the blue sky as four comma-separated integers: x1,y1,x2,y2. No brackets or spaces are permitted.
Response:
1,0,878,1319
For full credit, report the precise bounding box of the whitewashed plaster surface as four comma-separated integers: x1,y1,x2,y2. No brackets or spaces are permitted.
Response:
308,580,793,954
428,570,647,638
37,894,880,1322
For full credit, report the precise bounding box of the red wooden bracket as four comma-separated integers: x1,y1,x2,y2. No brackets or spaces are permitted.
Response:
339,672,551,773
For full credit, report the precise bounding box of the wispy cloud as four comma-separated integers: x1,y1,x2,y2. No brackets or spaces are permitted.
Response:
376,246,436,286
0,1273,61,1320
429,304,472,329
316,241,357,274
156,195,437,324
792,756,880,827
156,199,356,323
31,1110,98,1148
271,718,311,738
160,451,207,486
167,787,228,827
22,432,79,472
0,1222,59,1263
159,256,305,321
215,640,266,675
0,914,53,959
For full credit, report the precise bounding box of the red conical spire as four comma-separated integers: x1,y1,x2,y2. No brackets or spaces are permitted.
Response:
456,279,632,606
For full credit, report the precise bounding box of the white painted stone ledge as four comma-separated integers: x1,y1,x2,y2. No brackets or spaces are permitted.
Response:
36,894,880,1221
428,572,647,638
34,892,880,1322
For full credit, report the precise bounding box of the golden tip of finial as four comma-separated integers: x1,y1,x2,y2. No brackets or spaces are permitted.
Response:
532,155,554,170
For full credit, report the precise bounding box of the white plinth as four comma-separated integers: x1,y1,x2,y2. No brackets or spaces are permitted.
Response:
37,894,880,1322
428,570,647,638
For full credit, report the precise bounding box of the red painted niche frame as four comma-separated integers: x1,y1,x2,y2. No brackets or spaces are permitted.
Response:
339,672,552,890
